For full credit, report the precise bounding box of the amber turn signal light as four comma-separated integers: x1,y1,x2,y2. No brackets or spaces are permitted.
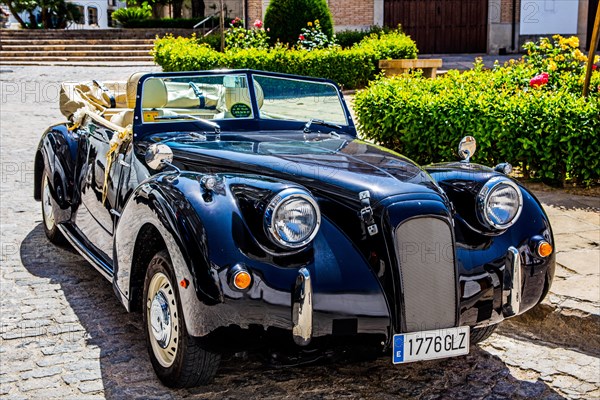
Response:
233,270,252,290
536,241,553,258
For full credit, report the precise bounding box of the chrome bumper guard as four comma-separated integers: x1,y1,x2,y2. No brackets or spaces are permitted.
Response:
503,246,522,317
292,267,313,346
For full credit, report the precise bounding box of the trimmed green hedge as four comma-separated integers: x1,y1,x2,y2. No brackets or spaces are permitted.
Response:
354,67,600,185
336,26,392,48
152,30,417,90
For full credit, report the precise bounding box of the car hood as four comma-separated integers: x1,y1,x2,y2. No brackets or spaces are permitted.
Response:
158,131,444,204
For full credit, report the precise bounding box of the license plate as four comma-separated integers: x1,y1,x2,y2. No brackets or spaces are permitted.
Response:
393,326,470,364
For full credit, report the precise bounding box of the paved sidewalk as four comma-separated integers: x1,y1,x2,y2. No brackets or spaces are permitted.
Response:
420,53,524,71
501,188,600,357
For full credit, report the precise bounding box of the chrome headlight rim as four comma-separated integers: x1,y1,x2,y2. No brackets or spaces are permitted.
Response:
264,188,321,249
476,177,523,230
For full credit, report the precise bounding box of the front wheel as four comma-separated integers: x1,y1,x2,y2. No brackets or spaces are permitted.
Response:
143,250,220,387
470,324,499,345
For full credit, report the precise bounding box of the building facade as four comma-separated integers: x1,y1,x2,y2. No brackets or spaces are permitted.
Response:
245,0,595,54
5,0,125,29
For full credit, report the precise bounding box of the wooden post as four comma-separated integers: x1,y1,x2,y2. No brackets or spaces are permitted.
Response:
583,2,600,97
220,0,225,52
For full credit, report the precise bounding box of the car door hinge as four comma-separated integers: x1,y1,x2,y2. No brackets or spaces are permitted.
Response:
358,190,378,236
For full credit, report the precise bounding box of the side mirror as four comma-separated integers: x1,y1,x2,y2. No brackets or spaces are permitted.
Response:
458,136,476,163
145,143,173,170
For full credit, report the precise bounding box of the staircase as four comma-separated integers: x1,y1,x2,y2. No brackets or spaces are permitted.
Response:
0,29,195,66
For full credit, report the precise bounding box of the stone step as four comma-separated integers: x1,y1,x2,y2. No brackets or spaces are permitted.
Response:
0,56,153,62
0,39,155,46
0,28,196,39
0,50,152,57
1,44,154,51
0,60,156,66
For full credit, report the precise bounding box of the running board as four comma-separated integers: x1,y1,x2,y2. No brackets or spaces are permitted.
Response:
58,224,114,281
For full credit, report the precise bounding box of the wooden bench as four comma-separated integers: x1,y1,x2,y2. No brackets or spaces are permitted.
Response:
379,59,443,79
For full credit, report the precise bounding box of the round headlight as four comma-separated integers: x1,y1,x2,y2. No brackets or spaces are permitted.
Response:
476,177,523,230
264,188,321,248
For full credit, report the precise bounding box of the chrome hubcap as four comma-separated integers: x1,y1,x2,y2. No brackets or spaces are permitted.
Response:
150,291,171,348
147,272,179,367
42,176,55,231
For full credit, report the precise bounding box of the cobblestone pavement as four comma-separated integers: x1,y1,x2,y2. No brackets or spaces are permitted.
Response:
1,66,599,399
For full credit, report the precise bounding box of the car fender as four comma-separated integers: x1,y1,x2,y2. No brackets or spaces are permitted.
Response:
34,123,79,223
114,172,391,340
426,162,555,322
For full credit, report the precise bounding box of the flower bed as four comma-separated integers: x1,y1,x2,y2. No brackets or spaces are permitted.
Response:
354,36,600,185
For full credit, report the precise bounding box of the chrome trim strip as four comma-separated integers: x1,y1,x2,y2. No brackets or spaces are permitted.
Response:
506,246,521,315
292,267,312,346
57,224,113,282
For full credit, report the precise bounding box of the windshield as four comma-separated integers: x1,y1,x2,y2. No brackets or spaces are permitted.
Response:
253,74,347,125
140,72,348,127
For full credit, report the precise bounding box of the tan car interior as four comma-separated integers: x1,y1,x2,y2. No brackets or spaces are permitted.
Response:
59,72,264,129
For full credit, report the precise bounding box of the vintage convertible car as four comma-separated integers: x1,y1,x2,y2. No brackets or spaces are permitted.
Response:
35,70,555,387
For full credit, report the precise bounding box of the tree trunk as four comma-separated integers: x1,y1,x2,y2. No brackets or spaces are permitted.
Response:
41,7,49,29
27,10,36,28
4,1,27,28
172,0,183,18
191,0,204,18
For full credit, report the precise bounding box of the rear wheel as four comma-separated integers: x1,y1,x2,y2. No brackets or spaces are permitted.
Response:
41,171,66,245
143,250,220,387
470,324,499,345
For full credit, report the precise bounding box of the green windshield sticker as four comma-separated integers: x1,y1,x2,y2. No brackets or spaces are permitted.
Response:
230,103,252,118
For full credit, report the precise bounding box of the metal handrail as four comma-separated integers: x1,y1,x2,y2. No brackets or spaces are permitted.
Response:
193,10,220,30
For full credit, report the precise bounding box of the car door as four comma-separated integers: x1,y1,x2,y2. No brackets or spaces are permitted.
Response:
76,117,129,263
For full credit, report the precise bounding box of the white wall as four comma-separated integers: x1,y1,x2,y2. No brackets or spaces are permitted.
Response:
519,0,579,34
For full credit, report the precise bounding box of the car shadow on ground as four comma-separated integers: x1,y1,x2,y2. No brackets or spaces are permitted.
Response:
20,224,567,400
530,188,600,212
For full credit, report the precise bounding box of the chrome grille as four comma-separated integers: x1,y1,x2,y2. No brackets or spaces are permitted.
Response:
394,217,457,332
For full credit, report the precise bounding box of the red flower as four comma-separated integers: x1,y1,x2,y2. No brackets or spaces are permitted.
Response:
530,72,549,88
253,19,263,29
593,64,598,71
299,34,305,41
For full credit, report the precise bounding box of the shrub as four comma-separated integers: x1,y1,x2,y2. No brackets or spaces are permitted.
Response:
198,34,221,51
264,0,334,45
112,6,151,27
225,18,269,50
354,29,418,60
153,30,417,90
336,26,393,48
297,20,337,50
354,36,600,185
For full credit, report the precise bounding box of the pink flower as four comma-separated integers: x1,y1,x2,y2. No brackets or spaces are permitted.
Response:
529,72,549,88
253,19,263,29
299,34,305,41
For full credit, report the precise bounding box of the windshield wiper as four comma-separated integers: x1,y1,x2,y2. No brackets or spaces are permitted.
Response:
155,115,221,135
304,119,342,134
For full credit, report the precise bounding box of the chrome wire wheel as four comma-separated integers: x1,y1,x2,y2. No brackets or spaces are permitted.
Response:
146,272,179,368
42,175,55,231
